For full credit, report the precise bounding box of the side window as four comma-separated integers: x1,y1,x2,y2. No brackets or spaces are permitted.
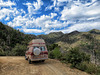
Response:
40,46,45,51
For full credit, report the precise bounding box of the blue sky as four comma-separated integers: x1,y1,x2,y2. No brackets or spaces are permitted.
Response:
0,0,100,35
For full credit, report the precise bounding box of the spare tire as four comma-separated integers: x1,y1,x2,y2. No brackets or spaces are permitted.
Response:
33,48,41,55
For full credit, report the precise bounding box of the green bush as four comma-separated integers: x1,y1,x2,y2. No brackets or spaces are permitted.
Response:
75,61,87,71
47,44,58,51
76,61,98,74
66,47,90,67
0,49,5,56
86,63,97,74
48,47,62,59
12,43,27,56
48,51,55,59
52,47,62,59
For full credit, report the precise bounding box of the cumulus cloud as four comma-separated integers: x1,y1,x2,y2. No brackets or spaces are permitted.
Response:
23,0,43,15
0,0,16,7
0,8,15,20
0,0,100,34
45,0,57,11
23,29,43,33
60,1,100,21
59,0,100,33
62,21,100,33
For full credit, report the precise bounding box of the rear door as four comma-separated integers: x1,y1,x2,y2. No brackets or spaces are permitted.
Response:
40,46,48,58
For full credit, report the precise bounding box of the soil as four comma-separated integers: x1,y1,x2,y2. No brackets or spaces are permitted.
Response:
0,56,89,75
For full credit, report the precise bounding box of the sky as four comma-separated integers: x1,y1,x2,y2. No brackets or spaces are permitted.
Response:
0,0,100,35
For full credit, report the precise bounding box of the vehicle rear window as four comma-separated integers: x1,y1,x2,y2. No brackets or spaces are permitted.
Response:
34,46,39,49
40,46,45,51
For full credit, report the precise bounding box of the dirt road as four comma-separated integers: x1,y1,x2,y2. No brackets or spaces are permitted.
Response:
0,57,89,75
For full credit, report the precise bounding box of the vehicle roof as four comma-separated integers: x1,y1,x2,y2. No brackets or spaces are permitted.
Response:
28,39,46,47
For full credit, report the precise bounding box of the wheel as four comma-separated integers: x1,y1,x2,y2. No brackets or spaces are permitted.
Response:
41,60,45,62
28,59,32,64
25,55,28,60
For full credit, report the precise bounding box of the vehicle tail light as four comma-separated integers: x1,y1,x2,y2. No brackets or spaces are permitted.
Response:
31,52,34,56
43,51,48,54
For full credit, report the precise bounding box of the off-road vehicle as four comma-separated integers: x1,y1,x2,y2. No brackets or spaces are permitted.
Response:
25,39,48,64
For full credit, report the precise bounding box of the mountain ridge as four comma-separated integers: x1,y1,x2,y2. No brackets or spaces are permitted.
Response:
0,22,100,65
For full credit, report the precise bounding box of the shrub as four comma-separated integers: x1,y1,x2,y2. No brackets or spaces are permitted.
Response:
75,61,87,71
48,51,55,59
52,47,62,59
12,43,27,56
47,44,58,51
76,61,100,74
0,49,5,56
48,47,62,59
86,62,97,74
66,47,90,67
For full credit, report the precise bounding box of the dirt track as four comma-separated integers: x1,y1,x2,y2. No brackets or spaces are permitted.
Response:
0,57,89,75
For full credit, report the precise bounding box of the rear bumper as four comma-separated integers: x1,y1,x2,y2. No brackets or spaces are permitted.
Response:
31,58,48,61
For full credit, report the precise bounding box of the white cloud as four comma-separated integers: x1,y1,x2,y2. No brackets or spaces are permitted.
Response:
0,7,25,23
23,0,43,15
1,0,100,35
45,29,62,34
51,13,57,18
34,13,57,27
7,12,67,34
0,8,14,20
59,0,100,33
0,0,16,7
62,21,100,33
5,17,10,21
60,1,100,21
8,15,29,27
54,7,59,11
23,29,43,33
33,0,43,10
45,0,57,11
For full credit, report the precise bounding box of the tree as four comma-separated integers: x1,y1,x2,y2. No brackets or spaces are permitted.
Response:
12,43,27,56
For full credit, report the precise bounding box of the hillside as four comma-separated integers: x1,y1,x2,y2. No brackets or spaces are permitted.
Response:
56,30,100,64
0,22,36,55
0,22,100,64
37,31,64,45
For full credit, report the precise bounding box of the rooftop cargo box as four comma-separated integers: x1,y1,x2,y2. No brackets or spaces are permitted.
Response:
28,39,46,47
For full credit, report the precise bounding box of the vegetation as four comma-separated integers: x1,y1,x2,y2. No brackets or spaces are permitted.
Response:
0,22,36,56
66,47,90,67
12,43,27,56
49,46,62,59
0,22,100,74
48,45,100,74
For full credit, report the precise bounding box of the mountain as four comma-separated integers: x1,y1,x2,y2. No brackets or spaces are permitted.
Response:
89,29,100,34
37,31,64,45
0,22,100,64
56,30,100,64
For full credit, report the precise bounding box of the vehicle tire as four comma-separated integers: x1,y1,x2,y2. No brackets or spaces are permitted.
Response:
25,55,28,60
28,59,32,64
41,60,45,62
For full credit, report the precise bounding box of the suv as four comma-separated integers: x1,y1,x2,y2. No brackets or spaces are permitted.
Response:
25,39,48,64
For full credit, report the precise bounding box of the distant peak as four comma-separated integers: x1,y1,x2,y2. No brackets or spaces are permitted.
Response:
89,29,100,34
68,30,80,35
49,31,64,35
